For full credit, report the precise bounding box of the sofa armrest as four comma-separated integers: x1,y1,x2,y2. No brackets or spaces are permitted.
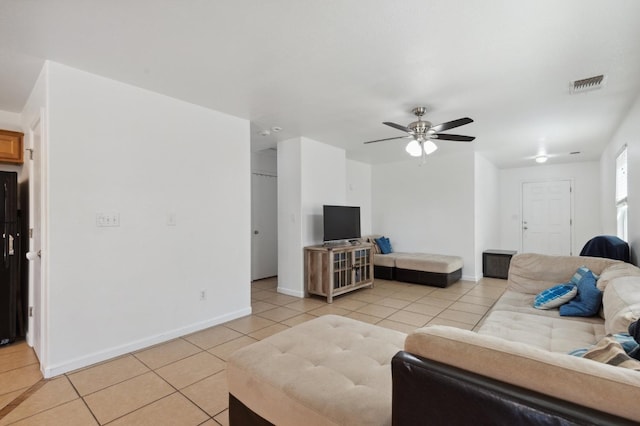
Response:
391,351,633,426
403,325,640,422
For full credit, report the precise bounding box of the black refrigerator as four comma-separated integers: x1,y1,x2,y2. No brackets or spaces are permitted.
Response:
0,171,19,346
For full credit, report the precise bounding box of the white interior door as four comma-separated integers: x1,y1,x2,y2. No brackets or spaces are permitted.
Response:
26,115,43,361
251,173,278,280
522,180,572,255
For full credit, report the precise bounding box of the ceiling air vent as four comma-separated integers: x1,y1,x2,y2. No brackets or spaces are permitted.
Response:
570,74,605,94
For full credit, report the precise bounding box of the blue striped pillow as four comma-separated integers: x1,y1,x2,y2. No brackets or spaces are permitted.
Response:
534,283,578,310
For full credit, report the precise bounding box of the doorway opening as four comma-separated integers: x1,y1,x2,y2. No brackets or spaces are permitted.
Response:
251,149,278,281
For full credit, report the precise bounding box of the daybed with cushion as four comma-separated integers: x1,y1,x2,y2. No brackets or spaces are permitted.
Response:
366,235,463,288
228,253,640,425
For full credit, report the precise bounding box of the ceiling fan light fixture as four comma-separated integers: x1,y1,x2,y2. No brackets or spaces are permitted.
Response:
405,139,422,157
363,107,474,158
423,139,438,155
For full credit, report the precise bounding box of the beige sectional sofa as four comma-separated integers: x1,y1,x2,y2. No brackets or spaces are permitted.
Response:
365,236,463,287
228,253,640,425
409,253,640,422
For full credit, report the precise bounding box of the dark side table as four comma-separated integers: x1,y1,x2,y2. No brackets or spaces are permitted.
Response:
483,250,517,279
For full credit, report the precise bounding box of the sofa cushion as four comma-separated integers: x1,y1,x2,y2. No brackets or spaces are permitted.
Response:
603,276,640,334
228,315,406,426
478,310,605,352
597,262,640,291
508,253,620,295
534,283,577,310
404,325,640,422
373,253,397,268
394,254,463,274
559,270,602,317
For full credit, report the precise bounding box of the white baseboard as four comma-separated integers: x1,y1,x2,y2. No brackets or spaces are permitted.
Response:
276,286,304,298
42,307,252,378
462,274,480,282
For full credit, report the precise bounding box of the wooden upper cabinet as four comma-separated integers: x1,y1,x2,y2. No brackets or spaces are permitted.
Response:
0,130,24,164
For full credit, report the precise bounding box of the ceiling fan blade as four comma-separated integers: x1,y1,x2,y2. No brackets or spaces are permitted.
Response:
363,135,411,144
431,117,474,133
383,121,412,133
432,133,475,142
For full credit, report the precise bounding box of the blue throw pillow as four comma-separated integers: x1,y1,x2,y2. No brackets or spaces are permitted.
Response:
383,237,393,253
533,283,577,310
375,236,393,254
559,269,602,317
570,266,598,286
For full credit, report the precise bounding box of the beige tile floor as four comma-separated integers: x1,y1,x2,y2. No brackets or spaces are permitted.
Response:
0,276,506,425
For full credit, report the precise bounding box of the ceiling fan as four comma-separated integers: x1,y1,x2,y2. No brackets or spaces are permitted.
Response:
364,107,475,158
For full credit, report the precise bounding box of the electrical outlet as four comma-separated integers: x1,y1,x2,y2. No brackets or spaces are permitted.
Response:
199,290,206,301
96,212,120,227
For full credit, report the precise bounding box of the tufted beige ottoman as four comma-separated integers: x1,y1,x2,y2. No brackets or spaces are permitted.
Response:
394,253,463,287
227,315,407,426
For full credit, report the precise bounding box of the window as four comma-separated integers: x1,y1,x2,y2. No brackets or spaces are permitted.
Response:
616,146,628,241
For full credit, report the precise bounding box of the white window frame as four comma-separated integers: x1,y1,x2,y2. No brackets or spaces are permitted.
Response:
616,145,628,241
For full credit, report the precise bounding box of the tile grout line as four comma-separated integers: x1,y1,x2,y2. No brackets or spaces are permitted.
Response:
63,372,102,425
98,364,214,424
0,378,47,420
0,360,40,377
118,346,227,423
177,382,228,421
69,368,151,399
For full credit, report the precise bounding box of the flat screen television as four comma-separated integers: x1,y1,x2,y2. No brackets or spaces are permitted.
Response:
323,205,361,242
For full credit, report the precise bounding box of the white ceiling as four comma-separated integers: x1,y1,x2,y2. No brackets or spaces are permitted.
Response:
1,0,640,167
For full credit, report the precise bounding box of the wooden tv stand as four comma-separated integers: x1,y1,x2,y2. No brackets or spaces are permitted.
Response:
304,243,374,303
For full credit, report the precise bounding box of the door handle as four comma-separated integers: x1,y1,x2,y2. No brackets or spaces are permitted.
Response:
253,230,259,235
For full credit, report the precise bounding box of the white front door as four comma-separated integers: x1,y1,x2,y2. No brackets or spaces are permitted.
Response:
26,114,44,362
522,180,572,255
251,173,278,280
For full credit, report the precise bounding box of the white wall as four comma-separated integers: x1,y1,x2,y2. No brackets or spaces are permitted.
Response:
474,153,500,279
372,149,476,280
346,159,372,236
277,138,302,296
277,137,346,297
251,149,277,175
41,62,251,376
600,92,640,264
0,110,22,131
499,161,602,256
301,139,346,246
